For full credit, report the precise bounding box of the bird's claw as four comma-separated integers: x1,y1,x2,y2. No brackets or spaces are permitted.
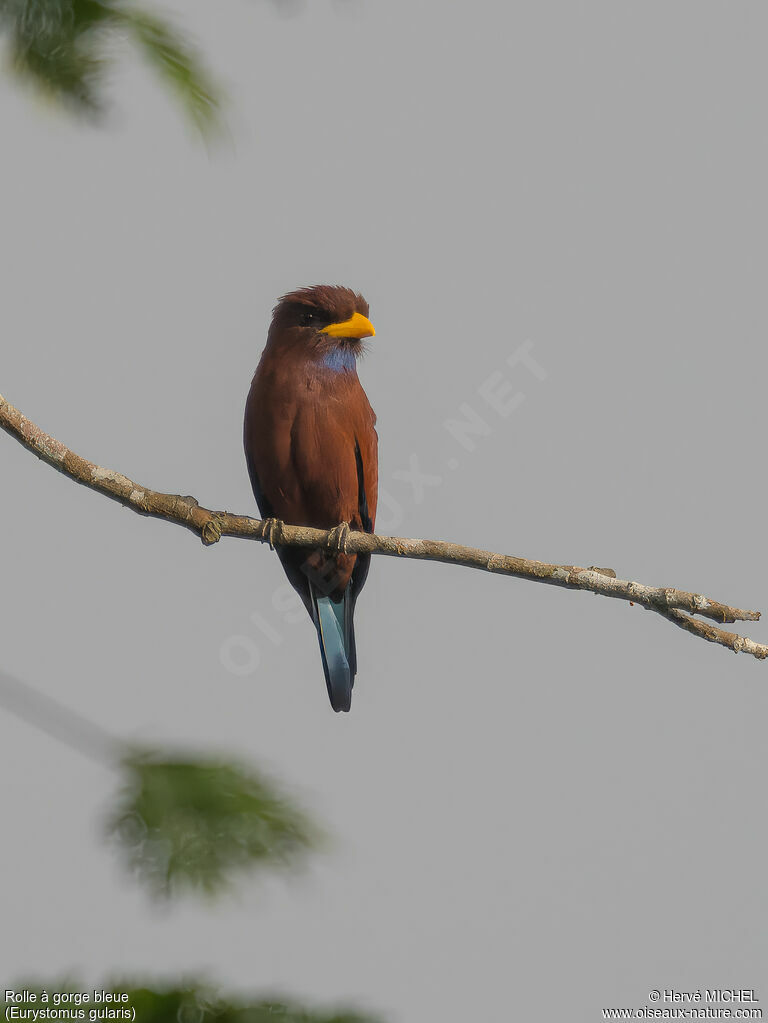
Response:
261,517,285,549
326,521,351,554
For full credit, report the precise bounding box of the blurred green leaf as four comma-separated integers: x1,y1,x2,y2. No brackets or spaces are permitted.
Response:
2,0,111,113
111,6,220,133
4,982,383,1023
106,751,321,897
125,982,382,1023
0,0,221,131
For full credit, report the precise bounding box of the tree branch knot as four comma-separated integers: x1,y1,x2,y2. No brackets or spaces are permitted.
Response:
201,514,224,546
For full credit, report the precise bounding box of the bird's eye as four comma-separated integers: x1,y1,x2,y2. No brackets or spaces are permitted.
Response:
299,309,319,328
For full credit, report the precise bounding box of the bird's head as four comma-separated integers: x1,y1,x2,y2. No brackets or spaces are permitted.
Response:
268,285,375,368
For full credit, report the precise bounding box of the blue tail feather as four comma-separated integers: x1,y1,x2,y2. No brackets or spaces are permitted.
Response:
311,584,354,712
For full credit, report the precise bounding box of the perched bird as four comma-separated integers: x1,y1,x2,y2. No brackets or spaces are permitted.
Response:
244,285,378,712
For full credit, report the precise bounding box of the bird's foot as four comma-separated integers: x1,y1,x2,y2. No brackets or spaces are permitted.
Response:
261,517,285,549
326,521,351,554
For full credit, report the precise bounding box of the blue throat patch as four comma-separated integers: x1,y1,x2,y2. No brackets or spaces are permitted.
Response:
320,347,357,373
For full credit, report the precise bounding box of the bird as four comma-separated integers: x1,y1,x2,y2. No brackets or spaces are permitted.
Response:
244,285,378,712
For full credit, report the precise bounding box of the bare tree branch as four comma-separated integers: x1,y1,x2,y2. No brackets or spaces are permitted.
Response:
2,392,765,660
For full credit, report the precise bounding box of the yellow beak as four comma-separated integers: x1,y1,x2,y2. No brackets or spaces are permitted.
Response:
321,311,376,340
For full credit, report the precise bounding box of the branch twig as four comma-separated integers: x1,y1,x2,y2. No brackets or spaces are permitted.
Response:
2,393,765,660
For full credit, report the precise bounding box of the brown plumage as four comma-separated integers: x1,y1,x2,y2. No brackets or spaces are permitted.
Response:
244,285,378,711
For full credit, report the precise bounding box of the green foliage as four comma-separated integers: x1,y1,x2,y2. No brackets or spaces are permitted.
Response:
112,7,219,133
0,0,221,131
126,982,381,1023
105,751,321,898
3,982,382,1023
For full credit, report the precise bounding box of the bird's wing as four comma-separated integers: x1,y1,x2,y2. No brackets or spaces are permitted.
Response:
244,365,301,521
353,416,378,533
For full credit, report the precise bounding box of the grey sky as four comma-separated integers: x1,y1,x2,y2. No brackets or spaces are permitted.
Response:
2,2,767,1020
